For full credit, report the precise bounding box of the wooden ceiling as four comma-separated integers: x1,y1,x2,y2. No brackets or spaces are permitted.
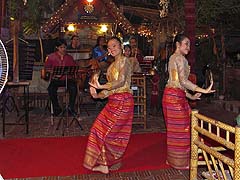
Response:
113,0,159,9
113,0,160,25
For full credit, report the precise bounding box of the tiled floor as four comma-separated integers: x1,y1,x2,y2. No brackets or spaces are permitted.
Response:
0,97,238,179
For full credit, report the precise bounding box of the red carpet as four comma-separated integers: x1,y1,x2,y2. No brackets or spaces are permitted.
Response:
0,133,169,178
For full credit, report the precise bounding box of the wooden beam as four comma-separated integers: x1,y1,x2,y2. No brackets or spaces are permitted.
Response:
185,0,196,72
121,5,159,23
121,5,180,26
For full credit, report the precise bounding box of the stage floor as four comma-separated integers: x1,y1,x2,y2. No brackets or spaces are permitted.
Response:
0,99,237,180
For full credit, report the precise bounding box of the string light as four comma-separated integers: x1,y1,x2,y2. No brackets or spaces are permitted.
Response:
42,0,136,34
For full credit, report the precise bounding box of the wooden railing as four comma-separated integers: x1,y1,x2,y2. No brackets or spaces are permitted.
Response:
190,109,240,180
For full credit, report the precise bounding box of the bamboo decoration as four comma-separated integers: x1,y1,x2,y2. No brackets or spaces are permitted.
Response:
190,109,199,180
190,109,239,180
234,126,240,180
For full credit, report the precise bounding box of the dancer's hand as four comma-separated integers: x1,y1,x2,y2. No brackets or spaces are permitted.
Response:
196,72,216,94
205,74,215,93
89,86,98,98
205,72,215,93
89,80,102,89
89,71,101,89
192,93,202,100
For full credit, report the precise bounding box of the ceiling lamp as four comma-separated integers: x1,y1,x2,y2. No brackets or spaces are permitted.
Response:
100,24,108,33
67,24,75,32
159,0,169,18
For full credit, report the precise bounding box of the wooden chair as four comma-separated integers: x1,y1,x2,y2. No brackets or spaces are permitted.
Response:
131,74,147,129
190,109,240,180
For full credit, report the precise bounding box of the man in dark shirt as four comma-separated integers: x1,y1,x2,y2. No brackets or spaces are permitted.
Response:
44,39,77,116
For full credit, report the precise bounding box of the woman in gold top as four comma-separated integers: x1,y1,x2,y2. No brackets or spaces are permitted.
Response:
83,37,134,174
162,33,215,170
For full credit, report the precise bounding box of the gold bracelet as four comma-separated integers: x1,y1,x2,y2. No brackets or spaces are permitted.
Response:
106,82,112,90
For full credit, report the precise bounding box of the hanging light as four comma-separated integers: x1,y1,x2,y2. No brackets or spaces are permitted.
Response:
84,0,94,14
137,23,152,38
159,0,169,18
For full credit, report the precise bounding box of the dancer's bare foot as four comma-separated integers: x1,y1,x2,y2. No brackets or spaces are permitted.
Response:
92,165,109,174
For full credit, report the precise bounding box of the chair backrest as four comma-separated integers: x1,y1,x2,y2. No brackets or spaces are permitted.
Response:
131,74,147,129
6,39,35,81
190,109,240,180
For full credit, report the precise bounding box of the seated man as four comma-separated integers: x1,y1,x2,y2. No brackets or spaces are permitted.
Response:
44,39,77,116
129,36,144,63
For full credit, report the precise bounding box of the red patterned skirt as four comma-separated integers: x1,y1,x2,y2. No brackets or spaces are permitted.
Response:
162,87,191,170
83,92,134,170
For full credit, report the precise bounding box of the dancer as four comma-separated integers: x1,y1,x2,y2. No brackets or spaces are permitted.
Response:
162,33,215,169
83,37,134,174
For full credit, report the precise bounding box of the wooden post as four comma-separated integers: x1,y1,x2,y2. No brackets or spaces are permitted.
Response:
190,109,199,180
184,0,196,73
152,29,160,58
11,20,20,82
0,0,6,31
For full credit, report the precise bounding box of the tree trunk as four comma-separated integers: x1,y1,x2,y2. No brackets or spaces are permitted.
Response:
38,31,44,62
